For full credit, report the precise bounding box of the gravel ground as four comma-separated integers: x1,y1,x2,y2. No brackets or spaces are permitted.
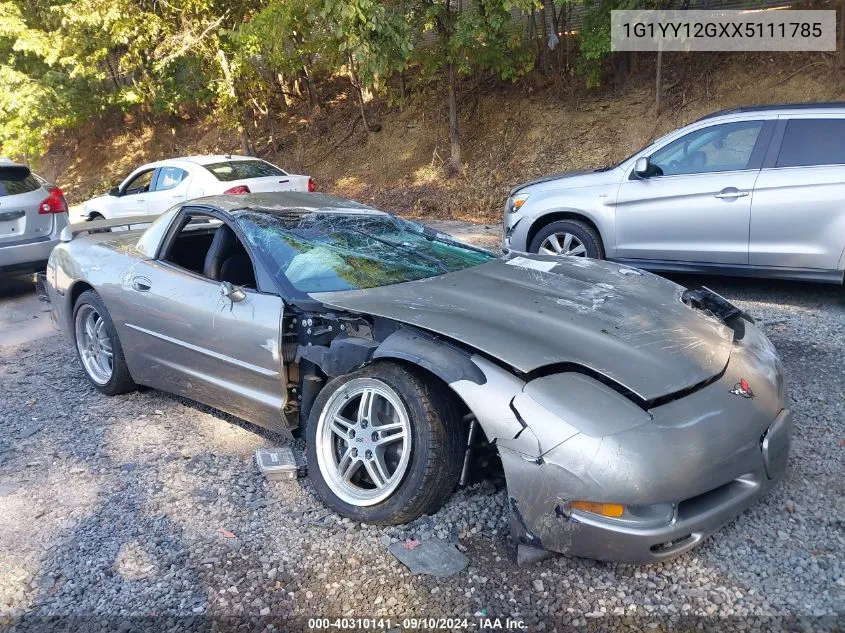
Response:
0,275,843,633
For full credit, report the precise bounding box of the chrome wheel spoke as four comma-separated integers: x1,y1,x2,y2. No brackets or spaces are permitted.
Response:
546,234,563,253
374,424,405,446
337,448,362,481
357,388,374,425
543,232,588,258
363,453,389,488
85,315,97,341
330,415,355,439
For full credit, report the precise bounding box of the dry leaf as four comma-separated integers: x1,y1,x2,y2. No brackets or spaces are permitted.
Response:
217,527,236,539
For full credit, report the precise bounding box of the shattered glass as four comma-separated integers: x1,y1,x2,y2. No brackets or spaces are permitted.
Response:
233,208,495,293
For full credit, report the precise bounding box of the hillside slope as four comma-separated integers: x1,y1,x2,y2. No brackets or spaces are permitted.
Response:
39,51,843,224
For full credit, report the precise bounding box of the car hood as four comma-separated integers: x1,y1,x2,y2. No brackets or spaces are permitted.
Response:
314,256,735,402
510,167,618,195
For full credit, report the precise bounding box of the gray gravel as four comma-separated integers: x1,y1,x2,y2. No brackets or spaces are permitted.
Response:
0,275,843,632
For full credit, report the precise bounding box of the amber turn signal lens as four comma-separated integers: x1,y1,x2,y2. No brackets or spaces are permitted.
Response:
570,501,625,518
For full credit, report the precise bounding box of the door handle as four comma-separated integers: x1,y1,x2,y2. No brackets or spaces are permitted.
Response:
714,189,750,199
131,276,151,292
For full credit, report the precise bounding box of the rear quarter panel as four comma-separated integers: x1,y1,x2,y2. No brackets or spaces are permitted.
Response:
48,233,148,336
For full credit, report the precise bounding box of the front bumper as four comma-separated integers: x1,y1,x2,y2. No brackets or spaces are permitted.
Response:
502,319,791,564
504,410,791,564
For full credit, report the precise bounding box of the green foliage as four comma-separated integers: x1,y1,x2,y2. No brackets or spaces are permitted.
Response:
0,0,643,161
413,0,537,82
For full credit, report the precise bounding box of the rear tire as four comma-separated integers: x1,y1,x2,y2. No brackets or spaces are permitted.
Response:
72,290,137,396
529,219,604,259
306,362,463,524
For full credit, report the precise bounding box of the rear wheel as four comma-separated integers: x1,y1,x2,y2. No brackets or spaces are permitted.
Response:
73,290,137,395
529,219,604,259
306,362,463,524
87,212,110,234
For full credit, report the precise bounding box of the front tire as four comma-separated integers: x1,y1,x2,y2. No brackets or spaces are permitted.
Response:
529,219,604,259
73,290,137,395
306,362,463,524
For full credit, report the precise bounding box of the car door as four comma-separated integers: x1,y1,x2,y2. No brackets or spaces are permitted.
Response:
750,115,845,271
614,119,773,264
144,166,191,215
117,209,287,432
111,168,156,218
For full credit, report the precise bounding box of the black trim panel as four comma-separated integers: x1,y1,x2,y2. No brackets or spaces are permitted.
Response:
611,258,845,284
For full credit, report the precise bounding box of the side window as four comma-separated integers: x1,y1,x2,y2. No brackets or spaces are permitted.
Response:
649,121,764,177
161,213,257,289
124,170,155,195
153,167,188,191
776,119,845,168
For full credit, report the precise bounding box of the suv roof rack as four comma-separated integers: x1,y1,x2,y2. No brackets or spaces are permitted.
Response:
695,102,845,122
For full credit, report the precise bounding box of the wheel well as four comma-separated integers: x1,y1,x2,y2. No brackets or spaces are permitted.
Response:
69,281,94,311
382,358,502,483
383,358,472,422
526,212,604,252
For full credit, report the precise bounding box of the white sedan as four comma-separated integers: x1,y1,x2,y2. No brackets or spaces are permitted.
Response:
73,155,314,223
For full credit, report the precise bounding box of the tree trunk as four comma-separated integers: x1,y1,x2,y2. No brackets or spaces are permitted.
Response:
839,0,844,71
447,62,461,174
655,46,663,115
302,65,318,110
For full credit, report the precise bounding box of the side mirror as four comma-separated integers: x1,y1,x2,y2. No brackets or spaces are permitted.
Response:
108,187,121,197
633,157,650,178
220,281,246,303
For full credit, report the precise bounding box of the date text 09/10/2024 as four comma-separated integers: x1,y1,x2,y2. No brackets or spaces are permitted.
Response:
307,617,528,630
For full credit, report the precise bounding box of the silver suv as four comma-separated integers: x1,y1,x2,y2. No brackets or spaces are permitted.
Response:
0,161,69,275
504,103,845,283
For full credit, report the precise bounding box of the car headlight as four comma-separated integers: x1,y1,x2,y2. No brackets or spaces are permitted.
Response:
507,193,529,214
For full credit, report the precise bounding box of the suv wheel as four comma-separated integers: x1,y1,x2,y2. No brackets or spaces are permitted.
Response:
529,219,604,259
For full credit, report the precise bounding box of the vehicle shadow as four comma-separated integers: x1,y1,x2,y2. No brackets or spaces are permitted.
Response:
660,273,845,312
0,274,37,300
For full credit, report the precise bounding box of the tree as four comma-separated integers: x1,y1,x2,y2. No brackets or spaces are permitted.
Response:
320,0,413,132
414,0,535,174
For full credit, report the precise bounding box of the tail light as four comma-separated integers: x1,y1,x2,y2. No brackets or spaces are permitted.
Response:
308,178,316,192
224,185,251,194
38,187,68,214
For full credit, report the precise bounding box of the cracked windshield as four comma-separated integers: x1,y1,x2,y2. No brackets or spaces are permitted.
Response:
234,209,495,293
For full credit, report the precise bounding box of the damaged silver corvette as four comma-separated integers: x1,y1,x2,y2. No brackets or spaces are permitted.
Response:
46,192,791,564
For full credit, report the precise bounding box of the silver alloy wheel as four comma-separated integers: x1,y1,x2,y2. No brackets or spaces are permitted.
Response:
540,232,587,257
74,304,114,385
315,378,412,506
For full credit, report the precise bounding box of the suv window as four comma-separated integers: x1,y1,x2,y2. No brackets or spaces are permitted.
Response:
124,170,154,195
0,169,40,197
776,119,845,168
649,121,764,177
204,160,285,182
154,166,188,191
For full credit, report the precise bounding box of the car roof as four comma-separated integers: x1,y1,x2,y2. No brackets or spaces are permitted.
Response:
179,155,266,166
132,155,272,172
185,191,389,216
696,102,845,122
